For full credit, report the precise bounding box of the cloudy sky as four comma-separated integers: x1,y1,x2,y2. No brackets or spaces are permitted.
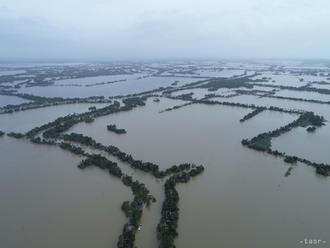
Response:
1,0,330,60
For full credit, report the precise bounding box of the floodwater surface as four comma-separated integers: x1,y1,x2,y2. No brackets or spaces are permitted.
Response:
67,98,330,248
17,77,203,98
1,65,330,248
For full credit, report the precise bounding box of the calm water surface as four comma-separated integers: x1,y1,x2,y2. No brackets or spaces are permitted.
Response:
1,77,330,247
0,137,129,248
67,98,330,247
17,77,203,98
0,103,108,133
0,95,30,107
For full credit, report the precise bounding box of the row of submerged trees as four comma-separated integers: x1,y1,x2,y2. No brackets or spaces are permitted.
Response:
14,95,205,248
78,153,155,248
23,97,146,140
242,111,325,150
157,166,204,248
58,134,205,247
250,82,330,96
234,88,330,106
162,83,330,178
159,102,194,113
0,92,113,114
61,132,198,179
240,107,266,122
6,81,330,248
241,111,330,176
160,94,330,177
163,95,304,116
50,137,204,248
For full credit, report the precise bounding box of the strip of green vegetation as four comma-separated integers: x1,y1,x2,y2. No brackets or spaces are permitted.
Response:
242,111,325,151
22,96,207,247
163,96,304,116
61,133,195,179
77,152,155,248
157,166,204,248
240,107,266,122
59,136,205,247
251,82,330,96
24,97,145,139
0,92,113,114
241,111,329,176
159,102,194,113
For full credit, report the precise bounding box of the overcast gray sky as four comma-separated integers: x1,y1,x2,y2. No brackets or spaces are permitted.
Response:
1,0,330,60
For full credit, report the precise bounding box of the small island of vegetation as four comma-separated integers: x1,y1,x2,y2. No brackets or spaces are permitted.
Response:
7,132,25,139
307,126,316,132
107,124,127,134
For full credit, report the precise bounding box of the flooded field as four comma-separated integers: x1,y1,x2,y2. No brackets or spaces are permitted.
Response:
0,103,109,133
275,90,330,102
0,70,26,76
17,77,203,98
0,95,30,107
0,137,129,248
1,60,330,248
